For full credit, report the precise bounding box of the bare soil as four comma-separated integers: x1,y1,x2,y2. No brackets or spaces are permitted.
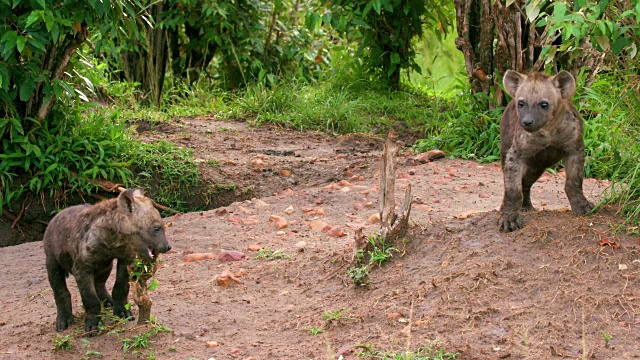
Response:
1,116,638,360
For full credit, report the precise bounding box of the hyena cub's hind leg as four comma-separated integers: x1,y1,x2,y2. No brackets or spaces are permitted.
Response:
94,262,114,308
46,262,73,331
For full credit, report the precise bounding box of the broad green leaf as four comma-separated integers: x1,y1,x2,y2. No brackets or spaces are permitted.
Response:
390,52,401,64
36,0,44,9
19,77,35,101
16,36,27,54
595,35,610,51
27,37,46,53
506,0,515,7
372,0,382,14
44,163,57,174
322,11,332,26
612,37,631,54
525,2,541,22
553,2,566,23
26,11,42,28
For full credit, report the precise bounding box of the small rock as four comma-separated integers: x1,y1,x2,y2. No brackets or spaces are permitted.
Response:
364,202,374,207
269,215,288,230
241,216,260,225
316,208,325,215
415,149,445,163
349,175,360,182
231,348,241,354
236,268,248,277
295,241,307,252
217,269,242,287
339,180,352,187
250,159,264,167
353,202,364,211
254,199,269,208
276,230,286,236
237,206,252,214
478,193,490,199
206,341,219,348
278,169,292,177
408,169,416,175
283,206,294,214
307,220,329,231
219,251,246,262
367,214,380,224
183,253,217,262
227,215,242,223
327,227,345,237
247,244,262,251
215,208,228,216
387,313,403,319
315,198,324,205
340,187,351,193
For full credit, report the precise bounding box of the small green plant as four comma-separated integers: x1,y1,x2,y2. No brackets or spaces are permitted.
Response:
121,318,171,353
601,329,613,348
347,265,370,287
367,235,399,267
355,341,458,359
306,326,325,336
168,346,177,351
322,308,356,324
255,248,290,260
84,349,103,359
129,258,159,290
51,334,74,351
207,159,221,167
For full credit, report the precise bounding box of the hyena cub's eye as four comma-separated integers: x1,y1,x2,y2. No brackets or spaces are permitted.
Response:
153,226,162,233
517,100,525,108
539,101,549,109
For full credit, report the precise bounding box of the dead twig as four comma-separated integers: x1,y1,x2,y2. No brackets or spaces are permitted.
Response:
11,195,32,228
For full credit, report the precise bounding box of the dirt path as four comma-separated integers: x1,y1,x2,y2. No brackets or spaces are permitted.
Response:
1,117,638,360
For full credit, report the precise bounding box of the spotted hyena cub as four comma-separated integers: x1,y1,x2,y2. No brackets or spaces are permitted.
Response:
499,70,594,232
43,189,171,334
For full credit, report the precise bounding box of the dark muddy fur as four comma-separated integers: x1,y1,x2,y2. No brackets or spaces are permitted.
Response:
499,70,594,232
43,189,171,334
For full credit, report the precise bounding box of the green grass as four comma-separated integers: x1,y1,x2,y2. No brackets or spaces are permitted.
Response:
356,342,458,360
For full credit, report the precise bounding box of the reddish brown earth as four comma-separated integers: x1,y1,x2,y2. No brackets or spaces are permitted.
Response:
1,117,638,360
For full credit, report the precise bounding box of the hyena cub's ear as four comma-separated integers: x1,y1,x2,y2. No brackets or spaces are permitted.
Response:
117,189,137,215
503,70,526,98
552,70,576,99
132,188,145,197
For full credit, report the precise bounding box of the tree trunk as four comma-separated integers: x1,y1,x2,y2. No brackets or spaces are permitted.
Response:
454,0,538,108
120,2,168,108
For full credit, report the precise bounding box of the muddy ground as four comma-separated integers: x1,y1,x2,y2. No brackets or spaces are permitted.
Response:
1,116,639,360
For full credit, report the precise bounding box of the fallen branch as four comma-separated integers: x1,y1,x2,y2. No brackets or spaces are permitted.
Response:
11,196,32,228
72,172,182,215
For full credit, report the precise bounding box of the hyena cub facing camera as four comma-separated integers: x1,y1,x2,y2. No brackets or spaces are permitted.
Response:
43,189,171,334
499,70,594,232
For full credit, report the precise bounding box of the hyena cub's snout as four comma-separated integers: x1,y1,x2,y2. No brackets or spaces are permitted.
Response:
137,224,172,261
517,99,550,132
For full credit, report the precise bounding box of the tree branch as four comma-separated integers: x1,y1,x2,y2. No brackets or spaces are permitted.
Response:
35,32,86,123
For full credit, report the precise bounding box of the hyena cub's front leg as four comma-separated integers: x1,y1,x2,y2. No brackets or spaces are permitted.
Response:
564,153,594,215
499,159,524,232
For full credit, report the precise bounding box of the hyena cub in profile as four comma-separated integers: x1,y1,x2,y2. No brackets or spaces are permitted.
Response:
43,189,171,334
499,70,594,232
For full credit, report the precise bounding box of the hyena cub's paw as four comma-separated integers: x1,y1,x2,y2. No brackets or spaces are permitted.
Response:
83,315,100,336
572,201,595,216
499,213,522,232
114,306,134,321
56,313,73,332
